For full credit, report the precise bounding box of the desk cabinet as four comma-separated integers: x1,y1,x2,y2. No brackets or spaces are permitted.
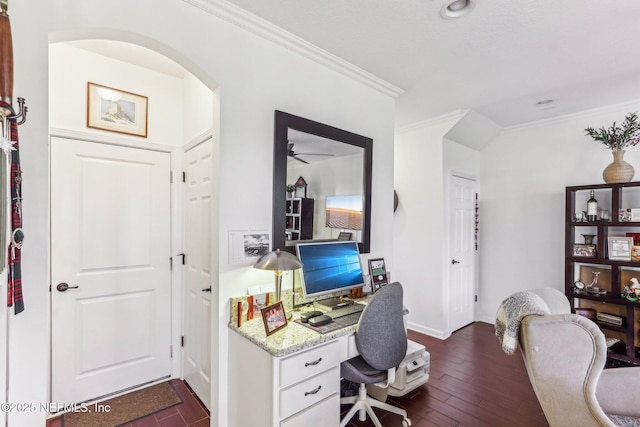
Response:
229,331,341,427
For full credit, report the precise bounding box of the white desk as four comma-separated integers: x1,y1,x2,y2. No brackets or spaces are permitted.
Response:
227,303,414,427
227,307,363,427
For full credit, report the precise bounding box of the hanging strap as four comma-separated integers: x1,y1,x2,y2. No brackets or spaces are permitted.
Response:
2,99,23,314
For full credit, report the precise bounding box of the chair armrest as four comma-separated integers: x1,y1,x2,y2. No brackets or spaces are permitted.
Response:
597,367,640,416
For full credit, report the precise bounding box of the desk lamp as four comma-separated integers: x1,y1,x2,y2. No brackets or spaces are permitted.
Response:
253,249,303,304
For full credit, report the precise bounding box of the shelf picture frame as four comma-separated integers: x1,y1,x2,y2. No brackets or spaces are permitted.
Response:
87,82,148,137
608,237,633,261
572,243,597,258
261,301,288,336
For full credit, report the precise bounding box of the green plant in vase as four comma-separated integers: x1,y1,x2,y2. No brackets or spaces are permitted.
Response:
286,184,295,198
585,112,640,183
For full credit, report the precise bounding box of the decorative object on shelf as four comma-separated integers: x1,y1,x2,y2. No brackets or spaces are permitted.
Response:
574,211,587,222
585,271,606,295
293,176,307,198
619,209,632,222
608,236,634,261
596,312,624,326
574,307,596,320
581,234,596,245
286,184,294,198
87,82,148,137
587,190,598,221
603,150,635,183
260,301,288,336
253,249,303,318
572,244,596,258
573,280,586,293
585,112,640,183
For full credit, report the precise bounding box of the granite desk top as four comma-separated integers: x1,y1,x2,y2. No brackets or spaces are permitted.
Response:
228,310,357,357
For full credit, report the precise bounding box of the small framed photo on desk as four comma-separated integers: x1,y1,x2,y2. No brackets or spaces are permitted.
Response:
261,301,288,336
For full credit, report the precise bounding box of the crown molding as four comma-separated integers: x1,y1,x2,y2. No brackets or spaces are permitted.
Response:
501,99,640,135
182,0,404,98
395,110,467,135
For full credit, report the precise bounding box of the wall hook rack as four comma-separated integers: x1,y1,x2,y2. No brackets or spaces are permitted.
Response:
7,97,27,125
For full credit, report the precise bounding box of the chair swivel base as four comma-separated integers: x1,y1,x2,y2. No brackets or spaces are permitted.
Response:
340,383,411,427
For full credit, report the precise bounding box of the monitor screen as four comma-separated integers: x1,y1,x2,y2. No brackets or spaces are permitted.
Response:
296,241,365,299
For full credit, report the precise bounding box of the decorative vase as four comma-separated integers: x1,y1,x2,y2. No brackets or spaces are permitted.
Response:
603,150,634,183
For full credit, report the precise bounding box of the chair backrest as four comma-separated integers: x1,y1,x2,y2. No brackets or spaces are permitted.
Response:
355,282,407,370
516,288,614,427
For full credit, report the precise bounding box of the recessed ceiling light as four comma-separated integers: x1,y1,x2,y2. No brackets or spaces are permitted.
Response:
440,0,476,20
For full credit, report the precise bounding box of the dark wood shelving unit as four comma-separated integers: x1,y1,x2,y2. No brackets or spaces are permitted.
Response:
565,182,640,365
285,197,314,241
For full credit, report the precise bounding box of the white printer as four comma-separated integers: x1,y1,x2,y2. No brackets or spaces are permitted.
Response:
368,339,430,399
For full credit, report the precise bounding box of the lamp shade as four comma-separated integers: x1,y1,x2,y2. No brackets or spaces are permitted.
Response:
253,249,303,303
253,249,303,273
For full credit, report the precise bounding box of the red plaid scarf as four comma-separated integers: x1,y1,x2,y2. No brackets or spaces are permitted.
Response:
2,100,24,314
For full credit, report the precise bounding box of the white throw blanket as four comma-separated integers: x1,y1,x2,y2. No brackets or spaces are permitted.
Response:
495,291,550,355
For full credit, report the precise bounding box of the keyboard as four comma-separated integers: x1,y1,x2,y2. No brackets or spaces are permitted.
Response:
327,303,365,319
296,303,365,334
331,311,362,328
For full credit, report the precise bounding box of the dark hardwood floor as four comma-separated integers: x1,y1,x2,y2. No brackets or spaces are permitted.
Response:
342,322,548,427
47,322,546,426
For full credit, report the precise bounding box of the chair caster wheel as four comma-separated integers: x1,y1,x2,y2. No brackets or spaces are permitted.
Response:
402,418,412,426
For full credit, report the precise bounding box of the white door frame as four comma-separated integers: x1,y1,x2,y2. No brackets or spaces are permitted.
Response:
444,171,479,336
48,129,184,402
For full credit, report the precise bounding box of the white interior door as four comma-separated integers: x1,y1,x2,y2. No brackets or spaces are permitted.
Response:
51,137,172,404
182,139,213,409
449,175,477,332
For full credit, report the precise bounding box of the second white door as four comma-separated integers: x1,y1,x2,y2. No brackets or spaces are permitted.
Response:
449,175,477,332
182,138,213,409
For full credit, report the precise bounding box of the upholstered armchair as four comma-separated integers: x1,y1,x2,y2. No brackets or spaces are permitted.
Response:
500,287,640,427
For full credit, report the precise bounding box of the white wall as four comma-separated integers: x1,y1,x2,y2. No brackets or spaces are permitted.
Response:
11,0,397,425
478,100,640,323
49,43,184,145
394,115,458,337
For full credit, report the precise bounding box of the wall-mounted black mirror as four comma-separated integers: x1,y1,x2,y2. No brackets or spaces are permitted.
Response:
273,111,372,253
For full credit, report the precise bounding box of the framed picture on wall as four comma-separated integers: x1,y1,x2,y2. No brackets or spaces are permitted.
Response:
87,82,148,137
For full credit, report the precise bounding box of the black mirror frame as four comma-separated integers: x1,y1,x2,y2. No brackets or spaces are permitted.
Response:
273,110,372,253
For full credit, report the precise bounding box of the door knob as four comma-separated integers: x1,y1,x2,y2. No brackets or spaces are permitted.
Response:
202,287,212,292
451,259,460,264
56,282,79,292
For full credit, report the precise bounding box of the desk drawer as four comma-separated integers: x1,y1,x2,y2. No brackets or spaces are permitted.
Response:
280,367,339,420
280,394,339,427
280,340,340,387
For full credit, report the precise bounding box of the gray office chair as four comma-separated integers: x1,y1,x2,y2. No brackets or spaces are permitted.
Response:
340,282,412,427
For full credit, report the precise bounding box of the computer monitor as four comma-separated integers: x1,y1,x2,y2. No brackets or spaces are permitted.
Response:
296,240,365,309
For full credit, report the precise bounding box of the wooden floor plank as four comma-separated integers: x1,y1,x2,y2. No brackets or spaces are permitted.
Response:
343,322,549,426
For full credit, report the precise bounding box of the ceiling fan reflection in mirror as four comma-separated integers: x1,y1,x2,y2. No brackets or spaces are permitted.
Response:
287,143,334,164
